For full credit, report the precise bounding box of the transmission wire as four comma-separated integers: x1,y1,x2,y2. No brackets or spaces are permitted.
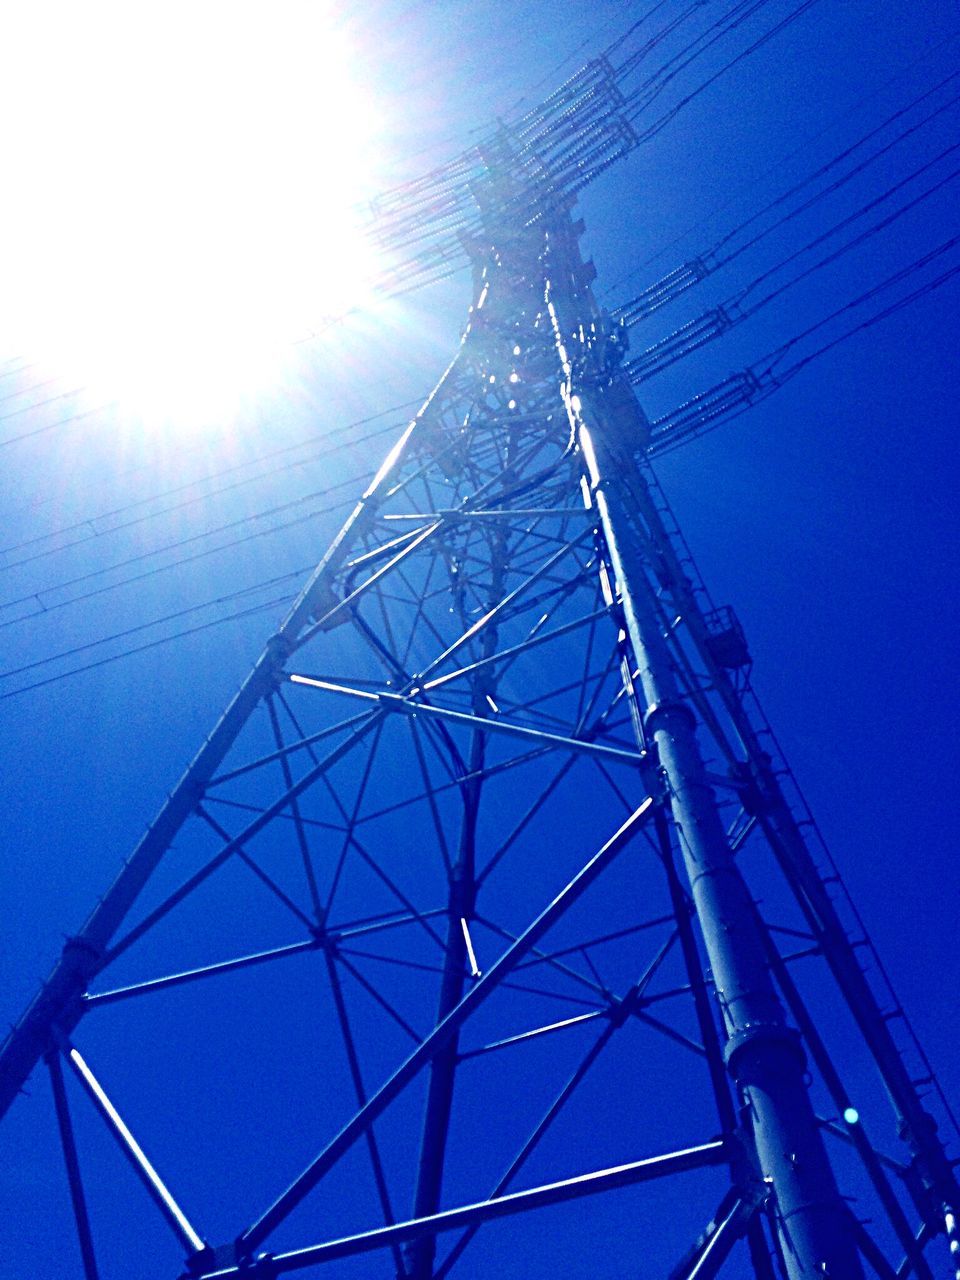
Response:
602,29,960,295
0,405,415,569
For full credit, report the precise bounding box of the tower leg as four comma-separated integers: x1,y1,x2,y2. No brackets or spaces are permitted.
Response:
566,373,864,1280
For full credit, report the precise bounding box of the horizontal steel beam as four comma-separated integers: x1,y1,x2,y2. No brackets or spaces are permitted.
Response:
289,676,646,767
192,1140,727,1277
82,939,321,1008
381,507,593,520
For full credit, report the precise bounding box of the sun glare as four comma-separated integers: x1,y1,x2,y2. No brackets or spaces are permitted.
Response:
2,2,382,423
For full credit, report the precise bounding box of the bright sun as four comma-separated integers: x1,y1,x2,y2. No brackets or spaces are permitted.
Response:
2,2,381,420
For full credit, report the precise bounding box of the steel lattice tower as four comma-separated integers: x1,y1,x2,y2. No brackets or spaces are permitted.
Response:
1,166,958,1280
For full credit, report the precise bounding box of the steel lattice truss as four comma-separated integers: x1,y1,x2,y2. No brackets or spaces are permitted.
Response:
2,211,959,1280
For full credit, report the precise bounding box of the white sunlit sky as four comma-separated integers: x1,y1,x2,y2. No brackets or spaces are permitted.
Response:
1,2,958,1277
2,3,387,419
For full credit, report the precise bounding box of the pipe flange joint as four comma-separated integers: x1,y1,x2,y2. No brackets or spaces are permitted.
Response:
643,699,696,737
724,1021,806,1081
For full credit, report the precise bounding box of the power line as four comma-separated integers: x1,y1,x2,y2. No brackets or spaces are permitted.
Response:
5,6,953,708
622,0,824,138
732,166,960,315
0,592,294,703
2,0,940,416
8,240,956,705
648,236,960,452
760,247,960,383
0,309,356,449
619,0,794,118
616,79,960,324
0,565,312,686
0,405,415,571
600,28,960,296
708,98,960,277
0,398,118,451
708,69,960,264
624,162,960,383
0,486,357,630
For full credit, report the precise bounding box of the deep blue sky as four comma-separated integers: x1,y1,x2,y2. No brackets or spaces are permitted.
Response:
1,3,958,1276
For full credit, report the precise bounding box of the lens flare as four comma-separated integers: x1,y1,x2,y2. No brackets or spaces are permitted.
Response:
2,2,382,423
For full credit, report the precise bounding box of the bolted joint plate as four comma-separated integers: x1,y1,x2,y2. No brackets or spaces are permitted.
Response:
183,1241,276,1280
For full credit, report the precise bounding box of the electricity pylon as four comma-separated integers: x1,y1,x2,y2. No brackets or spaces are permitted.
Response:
2,180,958,1280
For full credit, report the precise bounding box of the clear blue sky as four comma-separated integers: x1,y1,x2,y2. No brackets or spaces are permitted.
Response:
1,2,958,1276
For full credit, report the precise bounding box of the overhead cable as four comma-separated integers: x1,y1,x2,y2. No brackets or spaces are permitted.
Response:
616,84,960,325
648,237,960,452
0,406,415,571
625,162,960,383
